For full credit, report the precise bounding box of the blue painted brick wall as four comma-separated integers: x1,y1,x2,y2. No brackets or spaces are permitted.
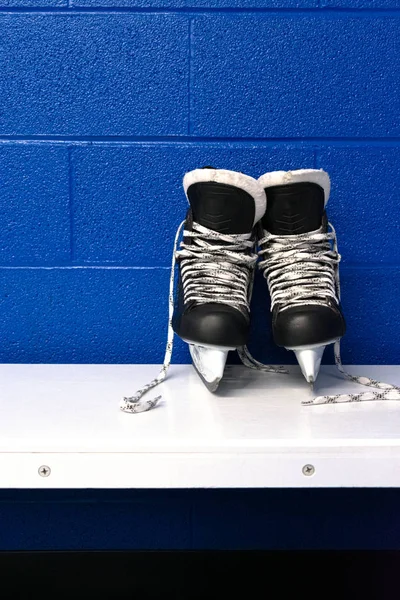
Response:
0,0,398,365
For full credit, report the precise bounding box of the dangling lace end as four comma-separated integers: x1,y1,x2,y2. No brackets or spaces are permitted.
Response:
120,394,162,414
327,339,400,404
120,221,184,415
302,389,400,406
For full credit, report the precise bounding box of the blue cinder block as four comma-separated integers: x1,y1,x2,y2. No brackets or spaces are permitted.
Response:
192,489,400,549
0,15,188,136
0,145,70,265
1,0,66,5
0,266,189,363
318,147,400,265
191,15,400,137
322,0,400,7
339,267,400,365
71,144,314,265
73,0,318,7
0,265,397,364
0,491,191,550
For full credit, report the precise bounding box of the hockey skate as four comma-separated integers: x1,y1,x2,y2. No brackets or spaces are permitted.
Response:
258,169,345,387
120,167,284,414
172,167,266,391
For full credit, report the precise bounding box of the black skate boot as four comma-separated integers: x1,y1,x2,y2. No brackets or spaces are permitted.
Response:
173,167,266,391
258,169,346,386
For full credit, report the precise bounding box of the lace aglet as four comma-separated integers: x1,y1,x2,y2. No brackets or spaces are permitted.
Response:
120,394,162,414
302,395,327,406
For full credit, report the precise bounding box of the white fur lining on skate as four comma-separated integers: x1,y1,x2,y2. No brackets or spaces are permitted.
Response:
258,169,330,205
183,168,266,226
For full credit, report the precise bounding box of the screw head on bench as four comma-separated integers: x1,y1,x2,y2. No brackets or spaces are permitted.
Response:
302,464,315,477
38,465,51,478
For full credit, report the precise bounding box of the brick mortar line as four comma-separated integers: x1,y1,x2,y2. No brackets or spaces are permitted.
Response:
0,265,397,271
0,7,399,14
0,265,172,270
0,138,400,145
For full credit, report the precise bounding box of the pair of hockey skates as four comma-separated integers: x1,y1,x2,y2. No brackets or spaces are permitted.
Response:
121,167,400,414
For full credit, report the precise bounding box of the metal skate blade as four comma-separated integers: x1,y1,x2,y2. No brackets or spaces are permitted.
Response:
293,346,325,384
189,345,228,393
195,371,222,393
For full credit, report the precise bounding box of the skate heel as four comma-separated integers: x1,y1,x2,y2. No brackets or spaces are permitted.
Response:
189,344,231,392
290,344,326,384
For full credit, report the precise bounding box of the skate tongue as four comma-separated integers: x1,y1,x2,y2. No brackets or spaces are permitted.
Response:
186,180,255,234
263,182,325,235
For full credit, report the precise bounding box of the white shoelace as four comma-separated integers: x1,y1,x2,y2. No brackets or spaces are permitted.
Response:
304,340,400,405
177,222,257,311
256,223,400,405
259,223,340,311
120,220,284,414
119,222,184,414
